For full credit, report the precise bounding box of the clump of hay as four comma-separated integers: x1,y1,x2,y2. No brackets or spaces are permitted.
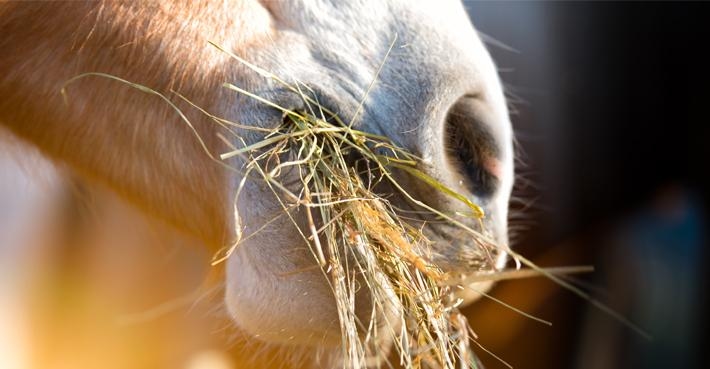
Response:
226,106,478,368
208,55,496,368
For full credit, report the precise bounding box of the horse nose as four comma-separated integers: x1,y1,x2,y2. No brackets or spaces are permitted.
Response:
428,92,514,275
441,94,505,201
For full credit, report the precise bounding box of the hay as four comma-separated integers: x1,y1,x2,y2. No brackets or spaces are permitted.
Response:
60,69,577,369
211,74,497,368
60,37,645,369
203,42,650,363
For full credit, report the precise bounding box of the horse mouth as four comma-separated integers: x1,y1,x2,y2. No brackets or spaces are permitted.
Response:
370,167,509,278
420,217,508,273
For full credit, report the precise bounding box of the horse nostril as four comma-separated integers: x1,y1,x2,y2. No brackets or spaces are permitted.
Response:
444,94,501,198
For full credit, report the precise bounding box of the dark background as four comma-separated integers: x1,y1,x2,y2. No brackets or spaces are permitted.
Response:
463,2,708,369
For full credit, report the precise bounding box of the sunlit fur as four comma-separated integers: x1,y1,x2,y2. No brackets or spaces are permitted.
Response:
0,0,513,365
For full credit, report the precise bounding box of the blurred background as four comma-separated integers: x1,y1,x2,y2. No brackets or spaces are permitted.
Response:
464,2,708,369
1,2,708,369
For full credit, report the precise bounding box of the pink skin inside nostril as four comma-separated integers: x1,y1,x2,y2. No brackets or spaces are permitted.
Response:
481,157,503,180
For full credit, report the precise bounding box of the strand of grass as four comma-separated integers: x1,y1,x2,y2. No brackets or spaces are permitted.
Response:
307,207,357,240
327,209,375,366
381,160,484,219
299,196,378,208
247,162,301,203
348,33,398,129
211,133,253,262
507,249,652,340
334,232,366,367
451,313,474,369
303,188,327,266
304,144,335,270
446,265,595,285
223,82,303,117
552,273,609,296
172,90,274,133
62,73,240,176
266,142,319,178
471,338,513,369
215,131,244,156
248,157,313,256
208,41,345,125
211,155,254,265
61,73,276,268
294,79,321,121
415,272,454,368
221,132,295,159
212,203,296,265
311,227,363,366
466,285,552,326
408,306,448,367
211,133,271,264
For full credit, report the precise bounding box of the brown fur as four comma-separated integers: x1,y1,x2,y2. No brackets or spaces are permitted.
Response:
0,1,277,248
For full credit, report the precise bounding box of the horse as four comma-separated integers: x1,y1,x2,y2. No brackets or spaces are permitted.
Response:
0,1,514,367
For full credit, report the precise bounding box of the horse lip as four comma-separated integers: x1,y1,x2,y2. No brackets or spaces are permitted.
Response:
423,220,506,274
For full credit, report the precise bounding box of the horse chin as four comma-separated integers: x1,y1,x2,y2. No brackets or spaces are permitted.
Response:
224,221,509,344
422,211,511,306
225,260,343,347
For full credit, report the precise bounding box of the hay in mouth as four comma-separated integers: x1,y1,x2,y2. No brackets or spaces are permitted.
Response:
60,36,639,368
212,73,500,368
62,68,498,368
